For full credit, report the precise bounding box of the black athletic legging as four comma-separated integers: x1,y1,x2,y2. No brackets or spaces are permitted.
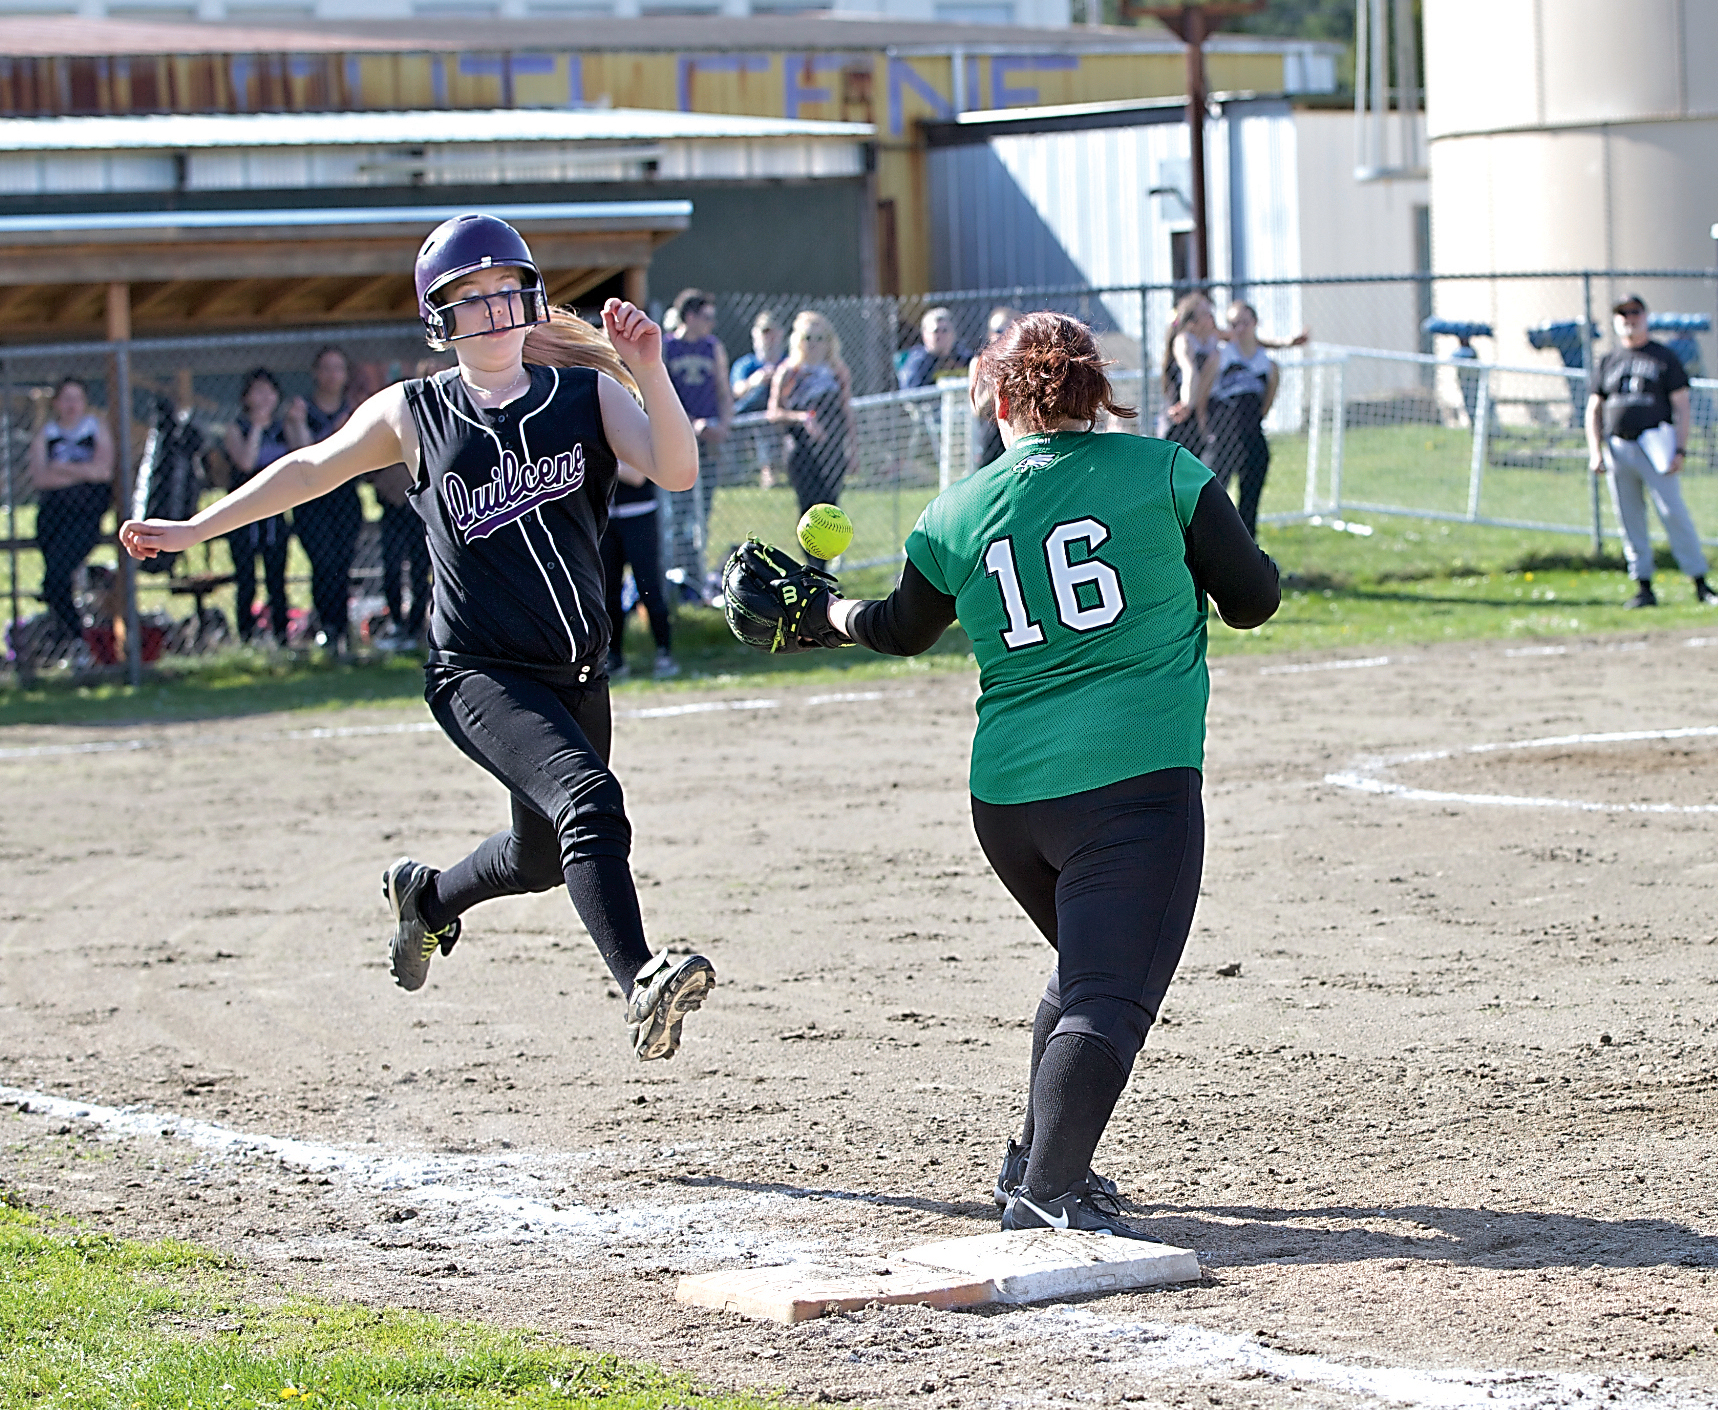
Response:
971,766,1204,1202
601,511,672,655
417,661,654,993
1209,393,1271,540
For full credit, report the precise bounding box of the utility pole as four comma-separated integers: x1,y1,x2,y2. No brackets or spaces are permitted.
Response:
1129,2,1264,282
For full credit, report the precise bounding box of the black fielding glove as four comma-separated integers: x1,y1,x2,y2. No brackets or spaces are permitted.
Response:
720,537,852,653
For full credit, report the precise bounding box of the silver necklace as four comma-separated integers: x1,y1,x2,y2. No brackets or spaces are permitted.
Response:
463,368,528,406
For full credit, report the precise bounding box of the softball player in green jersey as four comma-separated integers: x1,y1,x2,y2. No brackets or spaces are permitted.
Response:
799,312,1281,1236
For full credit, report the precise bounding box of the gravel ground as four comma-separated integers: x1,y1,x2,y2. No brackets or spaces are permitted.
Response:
5,630,1718,1409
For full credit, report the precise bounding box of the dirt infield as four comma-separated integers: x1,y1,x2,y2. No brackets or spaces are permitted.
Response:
5,631,1718,1409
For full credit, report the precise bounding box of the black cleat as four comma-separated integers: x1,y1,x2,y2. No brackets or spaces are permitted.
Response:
1002,1185,1152,1240
382,857,461,992
625,951,716,1060
1623,581,1657,610
992,1137,1120,1209
1695,578,1718,606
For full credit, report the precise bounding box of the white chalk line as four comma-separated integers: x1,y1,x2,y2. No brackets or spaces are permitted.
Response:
0,691,903,762
1327,725,1718,814
6,1086,1697,1410
1258,654,1394,676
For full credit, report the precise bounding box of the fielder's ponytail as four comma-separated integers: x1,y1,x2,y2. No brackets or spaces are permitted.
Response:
523,306,640,400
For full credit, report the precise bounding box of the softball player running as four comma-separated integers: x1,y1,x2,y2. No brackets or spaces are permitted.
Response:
723,312,1280,1233
120,214,715,1061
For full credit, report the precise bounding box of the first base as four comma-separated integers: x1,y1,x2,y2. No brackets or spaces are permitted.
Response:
895,1229,1200,1303
675,1264,996,1324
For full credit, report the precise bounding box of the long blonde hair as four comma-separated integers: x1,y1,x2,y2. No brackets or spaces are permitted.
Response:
523,306,639,398
786,310,849,380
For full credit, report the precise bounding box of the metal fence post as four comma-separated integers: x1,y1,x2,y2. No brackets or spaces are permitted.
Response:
114,342,141,687
1304,360,1324,514
1583,270,1603,556
2,357,18,681
1326,357,1340,511
1466,365,1492,519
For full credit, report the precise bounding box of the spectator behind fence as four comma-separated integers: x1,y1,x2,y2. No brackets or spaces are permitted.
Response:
365,357,435,649
602,461,676,680
27,376,114,648
769,311,853,569
970,305,1022,469
1208,302,1280,540
1157,293,1219,455
285,345,362,653
224,368,293,647
731,309,787,414
1586,294,1718,609
661,288,732,600
898,307,976,390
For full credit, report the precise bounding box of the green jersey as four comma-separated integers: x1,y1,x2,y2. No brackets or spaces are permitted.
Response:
904,429,1213,805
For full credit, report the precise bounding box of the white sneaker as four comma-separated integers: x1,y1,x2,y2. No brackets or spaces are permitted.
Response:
653,650,680,679
624,951,715,1060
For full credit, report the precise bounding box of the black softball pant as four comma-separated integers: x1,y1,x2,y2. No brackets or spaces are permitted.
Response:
972,766,1204,1199
36,482,110,641
601,511,671,655
293,487,361,643
379,502,430,633
1210,395,1271,540
230,516,290,644
421,663,653,991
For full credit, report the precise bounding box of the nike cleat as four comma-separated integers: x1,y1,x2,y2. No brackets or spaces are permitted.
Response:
625,950,716,1060
1002,1185,1152,1240
383,857,461,993
992,1137,1121,1208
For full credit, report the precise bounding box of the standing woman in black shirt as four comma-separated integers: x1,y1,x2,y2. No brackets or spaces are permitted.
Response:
120,214,715,1061
285,345,364,652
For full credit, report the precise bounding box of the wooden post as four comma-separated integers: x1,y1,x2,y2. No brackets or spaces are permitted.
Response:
106,282,141,686
1129,3,1266,287
1184,6,1209,281
624,266,648,311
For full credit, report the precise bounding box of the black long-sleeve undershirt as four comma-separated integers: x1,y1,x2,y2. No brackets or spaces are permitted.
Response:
839,476,1281,655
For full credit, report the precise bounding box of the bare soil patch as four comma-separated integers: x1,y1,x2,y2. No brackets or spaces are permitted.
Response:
6,633,1718,1408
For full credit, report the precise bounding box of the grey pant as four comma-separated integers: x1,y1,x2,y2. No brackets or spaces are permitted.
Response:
1605,433,1708,581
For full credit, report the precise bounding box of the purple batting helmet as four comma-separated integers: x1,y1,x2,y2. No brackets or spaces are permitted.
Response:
414,213,550,350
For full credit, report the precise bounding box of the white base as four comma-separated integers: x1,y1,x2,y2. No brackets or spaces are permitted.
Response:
895,1228,1201,1303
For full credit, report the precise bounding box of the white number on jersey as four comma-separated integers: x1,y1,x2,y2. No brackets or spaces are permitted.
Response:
982,519,1126,649
983,536,1046,649
1045,518,1125,632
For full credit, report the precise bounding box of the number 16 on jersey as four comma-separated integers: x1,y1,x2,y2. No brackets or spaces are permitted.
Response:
983,518,1127,651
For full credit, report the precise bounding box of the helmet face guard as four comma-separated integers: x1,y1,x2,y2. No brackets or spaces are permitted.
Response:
423,269,550,351
415,214,552,351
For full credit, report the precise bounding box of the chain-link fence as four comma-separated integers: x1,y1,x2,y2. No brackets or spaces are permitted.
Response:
5,269,1715,682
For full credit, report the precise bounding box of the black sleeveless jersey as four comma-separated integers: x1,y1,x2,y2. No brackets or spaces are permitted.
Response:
404,365,619,670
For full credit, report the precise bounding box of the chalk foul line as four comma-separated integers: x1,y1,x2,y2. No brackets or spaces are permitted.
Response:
1326,725,1718,814
0,691,906,761
3,1085,1701,1409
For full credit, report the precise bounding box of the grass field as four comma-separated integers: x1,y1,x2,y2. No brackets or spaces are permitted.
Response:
0,1204,782,1410
4,506,1711,728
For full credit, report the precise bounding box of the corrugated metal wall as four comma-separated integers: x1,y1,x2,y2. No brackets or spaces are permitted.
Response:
927,103,1304,410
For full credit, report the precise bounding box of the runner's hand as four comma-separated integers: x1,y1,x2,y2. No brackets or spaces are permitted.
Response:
603,299,662,371
121,518,199,559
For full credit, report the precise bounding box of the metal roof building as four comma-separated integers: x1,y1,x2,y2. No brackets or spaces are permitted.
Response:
0,105,873,339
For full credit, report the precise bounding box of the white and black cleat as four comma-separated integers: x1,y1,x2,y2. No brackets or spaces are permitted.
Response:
383,856,461,992
625,950,716,1060
992,1137,1121,1209
1001,1185,1152,1240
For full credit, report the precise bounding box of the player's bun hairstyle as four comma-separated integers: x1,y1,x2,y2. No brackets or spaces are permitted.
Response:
973,312,1135,432
522,306,640,400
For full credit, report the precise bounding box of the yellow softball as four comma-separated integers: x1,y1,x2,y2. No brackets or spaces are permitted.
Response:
797,503,853,560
